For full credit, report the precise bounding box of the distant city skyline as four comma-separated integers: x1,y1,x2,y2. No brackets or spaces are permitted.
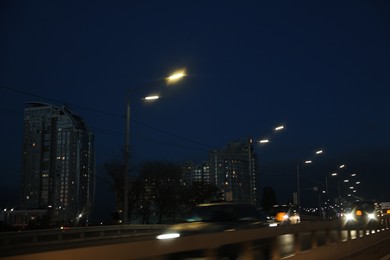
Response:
1,1,389,223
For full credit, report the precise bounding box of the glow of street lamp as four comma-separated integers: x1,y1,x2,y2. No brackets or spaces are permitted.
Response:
339,164,345,168
315,150,323,154
331,173,337,176
351,173,356,177
166,69,186,84
305,160,312,164
259,139,269,143
275,125,284,131
144,95,160,101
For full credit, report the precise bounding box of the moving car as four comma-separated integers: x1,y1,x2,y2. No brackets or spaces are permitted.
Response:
267,204,300,225
381,202,390,215
342,201,383,228
156,201,277,240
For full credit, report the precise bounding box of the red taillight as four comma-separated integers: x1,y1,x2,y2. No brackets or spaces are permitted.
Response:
276,212,287,221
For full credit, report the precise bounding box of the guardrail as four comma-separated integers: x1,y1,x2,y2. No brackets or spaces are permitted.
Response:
1,216,390,259
0,224,166,256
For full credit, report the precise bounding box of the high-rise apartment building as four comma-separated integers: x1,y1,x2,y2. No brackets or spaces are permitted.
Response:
209,139,259,206
21,102,95,226
181,161,210,186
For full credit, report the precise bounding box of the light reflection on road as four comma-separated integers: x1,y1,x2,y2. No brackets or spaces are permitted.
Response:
278,234,295,257
277,229,365,257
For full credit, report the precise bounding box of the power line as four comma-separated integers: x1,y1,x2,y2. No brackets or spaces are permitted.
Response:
0,106,211,153
133,119,212,149
0,108,23,117
0,84,124,118
0,84,214,150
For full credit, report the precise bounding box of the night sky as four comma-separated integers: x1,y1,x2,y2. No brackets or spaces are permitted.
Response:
1,1,389,222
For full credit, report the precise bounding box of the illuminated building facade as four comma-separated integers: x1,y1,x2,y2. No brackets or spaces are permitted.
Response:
181,161,210,186
21,102,95,226
209,139,259,206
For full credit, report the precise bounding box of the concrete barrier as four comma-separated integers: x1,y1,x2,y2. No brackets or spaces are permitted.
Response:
1,216,389,260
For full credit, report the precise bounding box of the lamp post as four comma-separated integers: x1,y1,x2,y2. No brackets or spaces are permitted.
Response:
254,125,284,206
123,70,186,224
335,164,346,204
296,149,323,210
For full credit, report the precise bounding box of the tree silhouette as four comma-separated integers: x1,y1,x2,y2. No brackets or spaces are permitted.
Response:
261,186,277,211
139,161,183,223
104,159,221,224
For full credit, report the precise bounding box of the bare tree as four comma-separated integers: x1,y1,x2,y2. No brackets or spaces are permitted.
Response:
139,161,182,223
261,186,278,211
102,159,124,213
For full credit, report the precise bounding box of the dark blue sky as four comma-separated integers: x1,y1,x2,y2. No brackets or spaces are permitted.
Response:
1,0,389,220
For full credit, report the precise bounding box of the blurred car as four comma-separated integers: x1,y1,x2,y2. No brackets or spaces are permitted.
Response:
381,202,390,215
156,202,277,240
342,201,383,227
267,204,300,225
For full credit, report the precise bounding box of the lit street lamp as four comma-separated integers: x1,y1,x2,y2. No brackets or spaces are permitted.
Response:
123,69,186,224
144,95,160,101
252,125,285,205
166,70,186,83
333,165,346,203
296,149,324,210
258,124,285,144
274,125,284,131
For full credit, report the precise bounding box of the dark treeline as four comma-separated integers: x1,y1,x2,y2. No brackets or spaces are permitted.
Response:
104,160,220,224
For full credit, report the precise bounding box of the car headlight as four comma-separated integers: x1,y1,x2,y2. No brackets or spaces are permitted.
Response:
368,213,376,220
282,214,289,220
156,233,180,240
345,213,354,221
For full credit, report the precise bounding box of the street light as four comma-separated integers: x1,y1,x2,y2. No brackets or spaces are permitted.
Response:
259,124,285,144
296,149,323,210
123,70,186,224
326,164,345,200
166,69,186,84
275,125,284,131
144,95,160,101
252,124,285,205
